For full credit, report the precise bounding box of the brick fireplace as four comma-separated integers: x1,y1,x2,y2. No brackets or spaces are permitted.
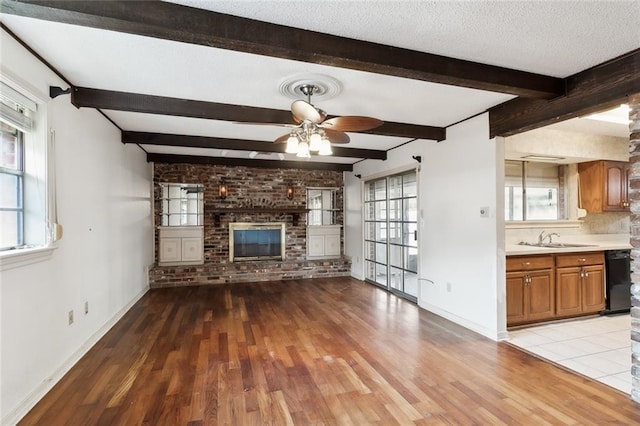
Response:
148,163,351,287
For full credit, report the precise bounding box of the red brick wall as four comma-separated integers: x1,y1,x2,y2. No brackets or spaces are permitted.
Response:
628,93,639,402
149,163,350,287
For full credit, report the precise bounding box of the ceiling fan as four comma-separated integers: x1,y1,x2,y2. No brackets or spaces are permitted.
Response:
252,84,383,157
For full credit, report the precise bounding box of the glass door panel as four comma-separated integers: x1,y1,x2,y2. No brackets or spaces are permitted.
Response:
363,171,418,300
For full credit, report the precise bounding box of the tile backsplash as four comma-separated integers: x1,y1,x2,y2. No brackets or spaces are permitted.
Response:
506,212,630,245
581,212,630,234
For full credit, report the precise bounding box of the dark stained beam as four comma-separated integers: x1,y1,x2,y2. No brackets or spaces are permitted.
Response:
123,131,387,160
147,153,354,171
489,49,640,137
74,87,445,141
1,0,563,99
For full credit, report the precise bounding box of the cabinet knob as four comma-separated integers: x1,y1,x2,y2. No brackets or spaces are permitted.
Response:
578,258,586,262
522,261,531,266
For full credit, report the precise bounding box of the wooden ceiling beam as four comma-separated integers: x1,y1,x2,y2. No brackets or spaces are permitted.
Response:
73,87,445,141
123,131,387,160
2,0,563,99
146,153,354,172
489,49,640,138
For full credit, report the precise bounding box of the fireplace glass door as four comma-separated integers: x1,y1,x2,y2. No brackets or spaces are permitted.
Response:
364,171,418,300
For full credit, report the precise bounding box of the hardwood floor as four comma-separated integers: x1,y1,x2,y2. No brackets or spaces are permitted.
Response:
20,278,639,425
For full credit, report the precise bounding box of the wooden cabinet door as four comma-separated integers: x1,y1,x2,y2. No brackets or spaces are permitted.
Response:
527,270,555,321
603,161,629,212
582,264,605,313
556,267,582,317
506,272,527,325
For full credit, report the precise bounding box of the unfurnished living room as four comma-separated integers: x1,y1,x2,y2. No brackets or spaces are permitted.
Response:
1,1,639,424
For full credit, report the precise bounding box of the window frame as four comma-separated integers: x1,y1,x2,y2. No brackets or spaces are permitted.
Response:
306,187,339,226
0,111,26,250
0,76,50,260
505,160,563,222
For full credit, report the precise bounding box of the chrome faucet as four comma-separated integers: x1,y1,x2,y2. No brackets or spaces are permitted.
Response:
538,231,560,245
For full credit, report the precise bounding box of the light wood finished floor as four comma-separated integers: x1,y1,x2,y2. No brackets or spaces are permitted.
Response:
20,278,639,425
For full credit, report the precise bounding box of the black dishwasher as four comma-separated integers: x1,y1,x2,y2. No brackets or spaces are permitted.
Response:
604,250,631,314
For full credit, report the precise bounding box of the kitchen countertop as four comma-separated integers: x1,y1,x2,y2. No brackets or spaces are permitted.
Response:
506,234,631,256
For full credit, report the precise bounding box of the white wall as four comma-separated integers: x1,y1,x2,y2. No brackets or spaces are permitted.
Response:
0,30,154,424
345,114,506,340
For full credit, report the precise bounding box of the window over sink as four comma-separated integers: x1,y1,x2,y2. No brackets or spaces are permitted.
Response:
505,161,568,221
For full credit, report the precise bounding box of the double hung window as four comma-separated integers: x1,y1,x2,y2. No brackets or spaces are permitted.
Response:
0,80,45,252
1,121,24,249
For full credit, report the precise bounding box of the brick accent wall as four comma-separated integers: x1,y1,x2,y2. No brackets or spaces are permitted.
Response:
149,163,351,287
629,93,640,402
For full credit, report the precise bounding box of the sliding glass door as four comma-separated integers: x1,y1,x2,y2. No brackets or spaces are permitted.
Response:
364,171,418,300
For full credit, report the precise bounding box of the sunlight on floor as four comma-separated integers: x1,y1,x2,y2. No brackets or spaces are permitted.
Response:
507,314,631,394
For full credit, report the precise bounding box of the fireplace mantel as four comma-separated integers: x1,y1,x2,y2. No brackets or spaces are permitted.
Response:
210,207,310,227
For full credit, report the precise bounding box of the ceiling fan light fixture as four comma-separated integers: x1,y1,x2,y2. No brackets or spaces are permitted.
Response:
318,137,332,156
309,131,322,152
285,134,299,154
296,141,310,158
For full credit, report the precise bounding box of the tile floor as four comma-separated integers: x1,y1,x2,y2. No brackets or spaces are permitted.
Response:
507,313,631,394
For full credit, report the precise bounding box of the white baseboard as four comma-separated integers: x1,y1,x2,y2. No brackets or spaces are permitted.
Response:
497,330,510,341
418,301,500,341
350,271,364,281
2,286,149,426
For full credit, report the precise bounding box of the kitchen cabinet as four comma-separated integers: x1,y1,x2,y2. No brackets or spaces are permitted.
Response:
555,252,605,317
578,160,630,213
506,251,605,327
506,255,555,326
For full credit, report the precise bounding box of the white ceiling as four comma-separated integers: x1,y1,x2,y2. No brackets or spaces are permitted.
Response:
1,1,638,166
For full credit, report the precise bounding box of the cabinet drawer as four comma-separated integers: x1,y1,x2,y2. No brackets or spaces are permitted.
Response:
506,255,554,272
555,252,604,268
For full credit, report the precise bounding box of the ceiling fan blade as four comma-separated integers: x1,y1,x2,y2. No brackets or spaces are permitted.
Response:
274,133,291,144
321,116,383,132
291,100,324,124
324,129,350,144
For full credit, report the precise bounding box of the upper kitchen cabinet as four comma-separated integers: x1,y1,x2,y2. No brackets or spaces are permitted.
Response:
578,160,630,213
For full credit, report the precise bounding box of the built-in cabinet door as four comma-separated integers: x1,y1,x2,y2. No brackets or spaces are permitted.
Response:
181,238,204,262
604,161,628,211
556,267,583,317
160,238,181,263
307,235,325,257
325,235,341,256
582,264,606,313
506,269,554,325
527,270,555,322
506,272,527,325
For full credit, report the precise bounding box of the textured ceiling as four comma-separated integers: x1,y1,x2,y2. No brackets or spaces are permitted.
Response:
170,0,640,77
1,1,638,167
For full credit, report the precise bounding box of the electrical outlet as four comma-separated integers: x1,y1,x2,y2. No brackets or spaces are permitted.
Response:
68,310,74,325
84,301,89,315
446,282,452,292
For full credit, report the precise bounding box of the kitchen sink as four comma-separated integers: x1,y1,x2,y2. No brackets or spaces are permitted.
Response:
518,242,597,248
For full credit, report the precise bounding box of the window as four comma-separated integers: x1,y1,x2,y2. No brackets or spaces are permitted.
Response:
159,183,204,226
1,80,44,251
307,188,338,226
505,160,566,221
0,121,24,249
